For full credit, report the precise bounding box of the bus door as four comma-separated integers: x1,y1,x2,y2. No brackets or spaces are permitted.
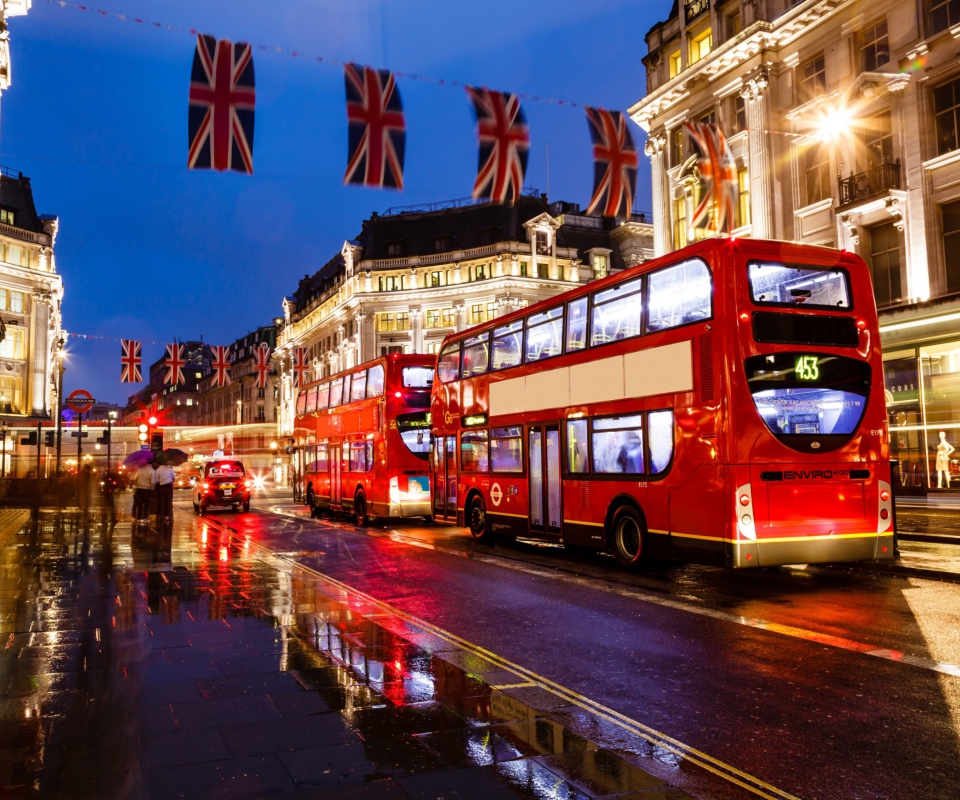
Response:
330,444,342,507
446,436,457,521
528,424,562,535
432,437,446,518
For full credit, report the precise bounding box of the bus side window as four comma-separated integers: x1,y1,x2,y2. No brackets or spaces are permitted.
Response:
351,370,368,403
647,259,712,332
461,430,489,473
490,427,523,472
566,419,588,473
316,444,329,472
525,306,563,363
492,321,523,371
591,277,643,346
461,333,490,379
566,298,588,353
592,415,645,474
317,383,330,410
367,365,385,397
330,378,344,407
296,390,307,416
438,345,460,383
305,387,318,414
648,410,675,474
343,374,353,404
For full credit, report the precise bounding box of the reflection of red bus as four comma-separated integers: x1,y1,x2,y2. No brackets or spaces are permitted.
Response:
294,354,434,525
430,238,893,568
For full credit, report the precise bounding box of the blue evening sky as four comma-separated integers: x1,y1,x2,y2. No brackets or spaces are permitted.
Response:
3,0,660,405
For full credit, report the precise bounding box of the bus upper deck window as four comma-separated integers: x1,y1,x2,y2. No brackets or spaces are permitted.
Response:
591,277,643,347
351,370,368,403
296,390,307,416
566,298,588,353
438,345,461,383
305,387,318,414
525,306,563,364
402,366,435,388
366,364,385,397
461,333,490,379
749,262,850,309
647,260,712,332
329,377,344,407
492,321,523,371
316,382,330,410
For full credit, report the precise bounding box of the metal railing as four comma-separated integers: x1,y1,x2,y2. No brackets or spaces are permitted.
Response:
685,0,709,22
383,186,543,216
837,159,901,208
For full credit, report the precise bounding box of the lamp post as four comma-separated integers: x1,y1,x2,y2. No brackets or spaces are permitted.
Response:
55,335,65,474
107,410,117,474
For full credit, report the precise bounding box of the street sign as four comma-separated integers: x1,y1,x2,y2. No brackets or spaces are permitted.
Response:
69,431,89,438
66,389,95,413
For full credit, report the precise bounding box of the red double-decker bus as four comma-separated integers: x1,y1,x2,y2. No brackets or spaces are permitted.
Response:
294,354,434,525
430,238,893,568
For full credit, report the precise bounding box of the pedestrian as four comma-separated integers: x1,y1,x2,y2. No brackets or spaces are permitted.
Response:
102,470,118,523
156,461,175,524
132,461,156,525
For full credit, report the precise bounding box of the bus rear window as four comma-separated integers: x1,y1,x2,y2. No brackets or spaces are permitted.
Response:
397,412,430,460
402,366,435,388
748,262,850,309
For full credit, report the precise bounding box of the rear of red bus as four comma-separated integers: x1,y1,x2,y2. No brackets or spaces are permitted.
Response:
725,239,893,566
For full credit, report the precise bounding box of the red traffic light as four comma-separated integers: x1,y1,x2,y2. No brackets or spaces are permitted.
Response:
148,416,158,426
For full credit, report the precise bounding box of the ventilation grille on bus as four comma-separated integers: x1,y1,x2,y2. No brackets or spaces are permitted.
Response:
699,334,715,403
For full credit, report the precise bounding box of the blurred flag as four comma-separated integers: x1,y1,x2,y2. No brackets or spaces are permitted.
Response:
120,340,142,383
344,64,406,190
584,107,638,218
466,87,529,206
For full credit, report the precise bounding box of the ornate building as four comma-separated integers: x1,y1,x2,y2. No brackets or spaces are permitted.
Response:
633,0,960,492
195,325,278,427
274,193,653,434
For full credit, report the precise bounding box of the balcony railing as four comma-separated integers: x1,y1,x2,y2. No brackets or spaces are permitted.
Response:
685,0,709,23
837,159,901,208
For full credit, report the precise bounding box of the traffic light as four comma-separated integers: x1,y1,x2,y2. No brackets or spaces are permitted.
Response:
20,432,37,446
44,431,55,448
138,423,148,445
96,430,111,445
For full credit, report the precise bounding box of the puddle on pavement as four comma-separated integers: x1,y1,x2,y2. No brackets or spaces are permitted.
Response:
0,509,708,799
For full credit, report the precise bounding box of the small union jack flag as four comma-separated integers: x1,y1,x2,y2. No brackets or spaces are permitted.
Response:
188,34,256,173
585,108,638,218
344,64,406,190
164,343,186,386
683,121,737,235
211,345,232,387
466,87,529,206
291,347,310,388
120,340,142,383
253,344,271,389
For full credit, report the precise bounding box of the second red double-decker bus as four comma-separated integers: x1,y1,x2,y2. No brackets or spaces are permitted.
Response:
430,238,894,568
294,354,434,525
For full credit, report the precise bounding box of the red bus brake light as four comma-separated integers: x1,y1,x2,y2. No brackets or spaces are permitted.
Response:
395,391,402,399
880,490,890,502
739,494,750,506
856,318,867,330
739,312,749,323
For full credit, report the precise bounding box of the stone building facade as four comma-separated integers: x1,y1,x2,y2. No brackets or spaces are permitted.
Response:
633,0,960,491
274,194,653,435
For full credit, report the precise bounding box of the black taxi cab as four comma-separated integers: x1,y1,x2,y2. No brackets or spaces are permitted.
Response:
193,459,251,514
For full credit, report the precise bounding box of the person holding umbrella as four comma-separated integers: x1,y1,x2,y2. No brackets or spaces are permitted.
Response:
155,449,189,524
132,458,156,524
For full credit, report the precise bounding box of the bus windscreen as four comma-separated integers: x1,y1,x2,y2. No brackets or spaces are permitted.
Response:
748,262,850,309
397,412,430,459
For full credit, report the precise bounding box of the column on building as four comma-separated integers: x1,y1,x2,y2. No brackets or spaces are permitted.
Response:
353,311,365,365
410,307,424,353
895,74,930,302
30,290,50,415
454,303,466,333
741,69,774,240
644,132,671,256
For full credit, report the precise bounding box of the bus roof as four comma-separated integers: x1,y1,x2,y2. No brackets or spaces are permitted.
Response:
298,352,435,393
435,237,860,352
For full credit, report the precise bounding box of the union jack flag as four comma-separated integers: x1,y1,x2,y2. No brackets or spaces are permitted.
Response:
211,345,232,387
291,346,310,388
466,87,529,206
164,343,186,386
188,34,256,173
585,108,638,218
120,340,142,383
683,121,737,235
253,343,271,389
344,64,406,190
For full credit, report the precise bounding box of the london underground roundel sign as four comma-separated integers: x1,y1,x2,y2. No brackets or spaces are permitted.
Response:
66,389,95,414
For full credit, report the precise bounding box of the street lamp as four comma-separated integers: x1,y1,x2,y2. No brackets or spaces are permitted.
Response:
55,334,66,474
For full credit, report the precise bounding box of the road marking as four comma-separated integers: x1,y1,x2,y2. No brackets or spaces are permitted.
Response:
261,503,960,682
225,527,800,800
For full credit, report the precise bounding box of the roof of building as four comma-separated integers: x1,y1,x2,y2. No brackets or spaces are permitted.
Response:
0,169,44,233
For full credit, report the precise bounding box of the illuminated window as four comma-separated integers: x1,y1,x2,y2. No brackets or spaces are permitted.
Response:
0,209,14,226
734,96,746,132
536,230,550,255
6,246,28,268
519,261,528,277
471,304,486,325
593,254,608,280
430,271,443,287
441,308,457,327
377,313,395,332
426,309,441,328
668,51,682,79
857,19,889,73
9,292,23,313
0,328,23,359
378,276,401,292
396,312,409,330
689,28,712,65
737,168,750,227
671,127,684,167
0,376,22,413
186,398,193,406
726,12,741,39
798,54,826,103
673,197,688,250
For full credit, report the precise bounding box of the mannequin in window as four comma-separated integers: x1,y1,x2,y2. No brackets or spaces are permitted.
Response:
936,430,955,489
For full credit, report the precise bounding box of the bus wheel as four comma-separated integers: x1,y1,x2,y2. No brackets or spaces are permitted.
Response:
610,505,645,568
355,491,368,527
467,496,489,542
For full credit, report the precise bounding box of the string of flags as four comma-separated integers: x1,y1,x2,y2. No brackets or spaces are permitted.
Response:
683,121,737,234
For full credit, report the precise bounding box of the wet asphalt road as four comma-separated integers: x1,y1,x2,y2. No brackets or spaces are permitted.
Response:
189,491,960,800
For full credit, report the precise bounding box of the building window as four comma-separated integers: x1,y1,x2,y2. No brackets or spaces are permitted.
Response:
668,50,682,78
726,11,741,40
387,241,405,257
935,77,960,157
804,142,831,205
426,341,440,355
441,308,457,327
698,108,716,126
257,387,265,399
737,167,750,227
255,406,265,422
4,246,28,268
378,275,401,292
689,28,712,65
430,271,443,287
0,328,23,360
928,0,960,34
798,54,826,103
0,376,22,413
855,110,894,171
519,261,528,277
869,223,902,307
671,127,684,167
0,209,14,226
537,263,549,278
856,19,889,73
186,398,193,406
593,254,608,280
944,200,960,293
673,197,688,250
434,235,452,252
426,309,441,328
471,304,486,325
733,95,746,132
535,230,550,255
475,264,486,281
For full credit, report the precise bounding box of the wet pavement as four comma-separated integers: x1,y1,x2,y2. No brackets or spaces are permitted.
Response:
0,500,705,800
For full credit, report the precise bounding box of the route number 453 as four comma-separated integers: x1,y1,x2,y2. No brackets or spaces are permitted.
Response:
795,355,820,381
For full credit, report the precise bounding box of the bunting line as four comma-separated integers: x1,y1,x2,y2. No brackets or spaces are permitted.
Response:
43,0,585,108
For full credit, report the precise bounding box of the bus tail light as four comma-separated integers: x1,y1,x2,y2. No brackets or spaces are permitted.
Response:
735,483,756,541
856,318,868,330
878,480,893,534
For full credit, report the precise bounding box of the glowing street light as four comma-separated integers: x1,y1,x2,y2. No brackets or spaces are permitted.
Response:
816,105,853,141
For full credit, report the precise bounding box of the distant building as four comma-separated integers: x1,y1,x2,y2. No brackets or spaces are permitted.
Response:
121,341,211,426
0,168,63,421
195,325,278,426
275,193,653,434
62,401,119,424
